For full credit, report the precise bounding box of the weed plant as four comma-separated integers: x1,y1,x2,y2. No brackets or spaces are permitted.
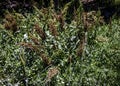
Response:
0,1,120,86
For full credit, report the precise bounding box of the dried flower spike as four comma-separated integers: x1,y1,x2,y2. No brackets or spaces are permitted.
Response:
56,12,64,30
76,40,85,56
34,24,46,40
29,33,40,45
49,22,58,37
40,54,51,66
45,67,59,83
4,14,18,33
18,42,39,51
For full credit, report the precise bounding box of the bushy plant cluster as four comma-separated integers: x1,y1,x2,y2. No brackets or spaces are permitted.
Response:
0,1,120,86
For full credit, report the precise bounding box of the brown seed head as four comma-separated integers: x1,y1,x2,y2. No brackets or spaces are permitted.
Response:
54,12,64,30
46,67,59,82
40,54,51,66
4,14,18,33
76,40,85,56
29,33,40,45
5,14,14,22
34,24,46,40
18,42,39,51
49,22,58,37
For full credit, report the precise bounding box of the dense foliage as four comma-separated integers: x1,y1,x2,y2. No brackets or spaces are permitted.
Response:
0,1,120,86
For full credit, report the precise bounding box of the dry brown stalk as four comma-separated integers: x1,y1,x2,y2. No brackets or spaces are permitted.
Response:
48,22,58,37
76,12,88,57
5,14,14,22
82,12,94,31
55,12,64,30
82,11,104,30
4,14,18,33
76,40,85,56
45,66,59,83
34,24,46,40
29,33,40,45
18,42,40,51
40,54,51,66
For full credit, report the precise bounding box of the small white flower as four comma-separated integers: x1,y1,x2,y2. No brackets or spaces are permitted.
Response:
24,33,28,39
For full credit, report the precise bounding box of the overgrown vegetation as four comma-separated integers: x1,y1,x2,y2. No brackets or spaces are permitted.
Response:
0,1,120,86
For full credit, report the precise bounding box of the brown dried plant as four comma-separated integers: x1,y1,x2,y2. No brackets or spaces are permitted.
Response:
18,41,50,66
18,42,40,52
34,24,46,40
78,11,104,57
4,14,18,33
76,40,85,56
5,14,14,22
45,66,59,83
82,11,104,30
40,54,51,66
82,12,95,30
54,12,65,30
29,33,40,45
77,12,91,56
48,22,58,37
